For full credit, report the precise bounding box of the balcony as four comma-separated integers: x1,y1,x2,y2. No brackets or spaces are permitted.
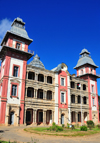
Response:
28,49,34,54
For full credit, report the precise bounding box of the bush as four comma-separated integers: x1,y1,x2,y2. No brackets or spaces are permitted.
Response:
47,123,63,132
62,124,65,128
97,124,100,129
71,125,75,130
67,123,70,128
87,120,94,130
80,126,87,131
57,126,63,131
52,122,56,126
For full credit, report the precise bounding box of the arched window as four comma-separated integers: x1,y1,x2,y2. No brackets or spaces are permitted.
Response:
77,95,81,103
71,95,75,103
83,84,86,90
77,83,80,90
28,72,35,80
38,74,44,82
38,89,43,99
70,81,75,88
83,96,87,104
47,90,52,100
47,76,52,84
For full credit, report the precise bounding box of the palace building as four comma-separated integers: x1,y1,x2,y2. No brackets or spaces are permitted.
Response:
0,17,99,126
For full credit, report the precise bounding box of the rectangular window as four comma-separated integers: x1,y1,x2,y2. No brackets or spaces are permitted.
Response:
27,90,32,97
81,69,83,75
61,93,64,103
16,43,20,49
39,92,43,99
11,85,17,96
26,111,31,122
61,78,64,86
92,85,94,93
93,98,95,106
91,69,93,74
13,66,19,77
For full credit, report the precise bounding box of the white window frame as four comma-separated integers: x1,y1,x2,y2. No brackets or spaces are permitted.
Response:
60,91,66,104
60,77,65,86
92,85,94,93
13,66,19,77
12,85,17,96
92,98,95,106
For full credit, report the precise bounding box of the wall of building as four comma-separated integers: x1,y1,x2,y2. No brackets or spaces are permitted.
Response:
7,57,23,105
55,73,58,124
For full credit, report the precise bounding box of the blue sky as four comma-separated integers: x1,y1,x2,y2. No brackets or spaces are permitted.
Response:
0,0,100,95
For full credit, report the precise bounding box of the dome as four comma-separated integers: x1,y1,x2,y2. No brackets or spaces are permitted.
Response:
29,54,45,69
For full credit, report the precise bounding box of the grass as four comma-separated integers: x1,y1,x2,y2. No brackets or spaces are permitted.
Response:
0,141,17,143
24,126,100,137
0,141,9,143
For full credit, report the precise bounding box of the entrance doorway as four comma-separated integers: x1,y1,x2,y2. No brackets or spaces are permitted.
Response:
61,114,64,124
39,112,43,122
10,112,14,125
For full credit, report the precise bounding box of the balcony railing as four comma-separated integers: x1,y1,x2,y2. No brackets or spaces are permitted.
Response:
28,49,34,54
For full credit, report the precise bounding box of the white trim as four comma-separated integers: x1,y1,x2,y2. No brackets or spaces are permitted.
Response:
60,76,66,86
60,91,66,104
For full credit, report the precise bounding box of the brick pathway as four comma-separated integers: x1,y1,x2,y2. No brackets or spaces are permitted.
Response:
0,125,100,143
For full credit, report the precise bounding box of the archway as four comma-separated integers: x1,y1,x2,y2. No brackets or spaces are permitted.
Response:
61,114,64,124
10,112,14,125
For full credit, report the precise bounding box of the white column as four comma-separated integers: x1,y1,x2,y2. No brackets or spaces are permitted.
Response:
25,88,27,97
24,109,26,124
27,72,28,79
36,89,38,98
45,76,47,83
34,110,37,124
35,73,38,81
43,110,46,124
52,110,54,123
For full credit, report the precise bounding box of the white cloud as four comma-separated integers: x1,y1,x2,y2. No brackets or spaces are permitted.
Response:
0,18,12,44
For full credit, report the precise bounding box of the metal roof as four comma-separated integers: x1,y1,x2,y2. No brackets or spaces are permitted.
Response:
74,48,98,69
10,17,30,39
29,54,45,69
80,48,90,55
1,17,33,46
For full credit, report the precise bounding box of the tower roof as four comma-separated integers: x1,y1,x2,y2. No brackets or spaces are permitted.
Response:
74,48,98,69
80,48,90,55
29,54,45,69
1,17,33,46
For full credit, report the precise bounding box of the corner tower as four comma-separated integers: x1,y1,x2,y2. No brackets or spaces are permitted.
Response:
74,49,100,124
0,17,34,125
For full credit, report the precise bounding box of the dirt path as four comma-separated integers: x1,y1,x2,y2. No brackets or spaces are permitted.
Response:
0,126,100,143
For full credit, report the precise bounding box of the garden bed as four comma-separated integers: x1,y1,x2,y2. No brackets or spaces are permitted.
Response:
24,126,100,137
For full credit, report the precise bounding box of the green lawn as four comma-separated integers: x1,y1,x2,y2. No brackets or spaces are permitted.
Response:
24,126,100,137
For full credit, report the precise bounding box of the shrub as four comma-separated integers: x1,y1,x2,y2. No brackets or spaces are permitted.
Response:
80,126,87,131
47,123,63,132
52,122,56,126
87,120,94,130
97,124,100,129
71,125,75,130
62,124,65,128
52,125,57,131
57,126,63,131
67,123,69,128
87,120,94,127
